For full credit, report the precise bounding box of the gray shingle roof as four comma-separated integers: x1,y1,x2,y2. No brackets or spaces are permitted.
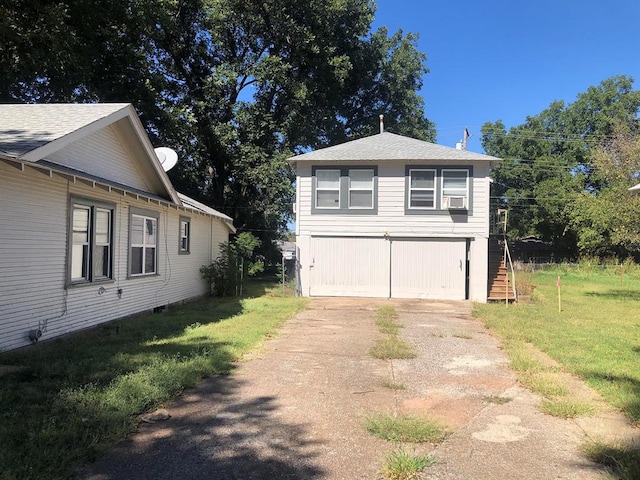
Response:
288,132,502,163
177,192,234,226
0,103,130,158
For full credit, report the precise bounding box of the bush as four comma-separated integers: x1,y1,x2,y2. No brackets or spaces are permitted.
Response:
200,232,263,297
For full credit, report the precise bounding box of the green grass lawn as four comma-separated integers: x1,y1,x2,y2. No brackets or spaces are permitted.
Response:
0,279,306,480
475,265,640,422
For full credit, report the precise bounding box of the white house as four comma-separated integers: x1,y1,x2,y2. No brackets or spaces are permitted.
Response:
0,104,234,351
288,131,502,302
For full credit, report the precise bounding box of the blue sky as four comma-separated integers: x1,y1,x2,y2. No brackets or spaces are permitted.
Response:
372,0,640,153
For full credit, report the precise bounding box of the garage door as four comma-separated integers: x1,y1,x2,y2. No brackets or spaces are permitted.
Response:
391,238,466,299
309,237,467,300
310,237,390,297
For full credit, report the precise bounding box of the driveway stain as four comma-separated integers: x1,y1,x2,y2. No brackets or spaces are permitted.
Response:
472,415,534,443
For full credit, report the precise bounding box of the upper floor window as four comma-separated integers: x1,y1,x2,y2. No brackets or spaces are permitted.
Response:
316,169,341,208
408,169,436,209
129,208,159,277
348,169,374,208
405,166,473,214
312,166,377,214
179,216,191,254
69,198,114,285
442,169,469,209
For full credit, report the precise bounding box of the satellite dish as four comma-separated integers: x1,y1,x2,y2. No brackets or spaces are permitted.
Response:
154,147,178,172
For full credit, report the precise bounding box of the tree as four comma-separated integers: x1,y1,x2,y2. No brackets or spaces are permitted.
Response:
481,76,640,257
1,0,435,257
570,122,640,257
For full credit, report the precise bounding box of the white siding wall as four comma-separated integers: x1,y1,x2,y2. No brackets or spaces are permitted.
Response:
296,161,492,238
45,127,151,191
0,161,230,351
295,160,493,301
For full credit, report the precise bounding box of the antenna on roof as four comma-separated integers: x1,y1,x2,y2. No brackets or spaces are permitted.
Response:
379,114,384,134
154,147,178,172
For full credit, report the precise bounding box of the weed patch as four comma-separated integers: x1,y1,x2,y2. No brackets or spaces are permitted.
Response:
482,395,512,405
370,337,416,360
539,399,597,418
375,306,402,335
380,446,435,480
583,441,640,480
520,373,569,398
382,380,407,390
365,414,448,443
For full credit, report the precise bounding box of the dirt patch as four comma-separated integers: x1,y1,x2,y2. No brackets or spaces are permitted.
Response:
402,394,485,430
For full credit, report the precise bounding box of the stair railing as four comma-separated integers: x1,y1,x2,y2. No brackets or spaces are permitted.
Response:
503,240,518,304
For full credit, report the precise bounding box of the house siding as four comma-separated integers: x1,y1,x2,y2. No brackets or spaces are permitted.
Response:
296,161,491,238
45,126,151,192
0,160,229,351
294,160,492,302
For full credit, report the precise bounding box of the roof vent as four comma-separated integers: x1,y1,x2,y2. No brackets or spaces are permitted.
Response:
379,114,384,134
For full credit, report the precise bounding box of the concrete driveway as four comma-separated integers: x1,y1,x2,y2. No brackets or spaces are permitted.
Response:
78,298,614,479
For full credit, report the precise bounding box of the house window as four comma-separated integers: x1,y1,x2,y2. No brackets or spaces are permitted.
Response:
408,169,436,209
69,198,114,284
348,169,374,208
129,208,159,276
442,170,469,209
312,166,378,214
179,216,190,254
405,166,473,214
316,169,341,208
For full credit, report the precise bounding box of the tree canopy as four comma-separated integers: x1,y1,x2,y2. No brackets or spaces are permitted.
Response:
1,0,435,256
481,75,640,259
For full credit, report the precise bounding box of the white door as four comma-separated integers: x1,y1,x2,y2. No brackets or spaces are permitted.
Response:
391,239,467,299
309,237,390,297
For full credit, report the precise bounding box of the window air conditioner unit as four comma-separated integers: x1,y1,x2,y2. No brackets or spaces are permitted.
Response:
445,196,466,209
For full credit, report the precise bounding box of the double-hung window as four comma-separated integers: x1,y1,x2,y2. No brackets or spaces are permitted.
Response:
405,166,472,213
315,169,341,208
348,169,374,209
408,169,436,209
179,216,190,254
312,166,377,213
442,170,469,209
130,208,159,276
69,198,114,284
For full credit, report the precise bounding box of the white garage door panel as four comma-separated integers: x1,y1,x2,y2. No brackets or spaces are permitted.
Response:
391,239,466,299
310,237,389,297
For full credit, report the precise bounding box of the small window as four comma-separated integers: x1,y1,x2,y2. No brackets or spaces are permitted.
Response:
69,199,113,284
179,216,190,254
409,169,436,209
348,169,374,208
316,169,340,208
130,210,158,276
442,170,469,208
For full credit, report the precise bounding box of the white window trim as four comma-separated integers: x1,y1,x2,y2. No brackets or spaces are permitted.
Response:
179,216,191,254
68,198,114,286
129,208,159,277
348,169,374,209
408,168,437,210
315,169,341,209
